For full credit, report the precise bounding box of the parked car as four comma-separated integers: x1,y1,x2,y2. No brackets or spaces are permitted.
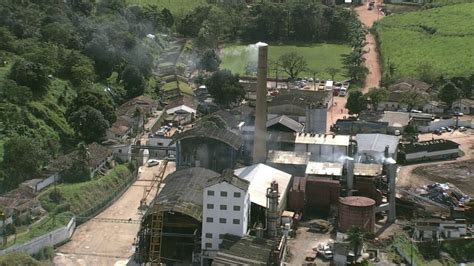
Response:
394,130,401,136
458,126,467,132
446,127,453,132
147,159,160,167
433,129,442,135
453,112,464,116
411,109,422,113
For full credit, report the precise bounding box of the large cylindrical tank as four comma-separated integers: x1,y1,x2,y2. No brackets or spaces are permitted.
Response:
338,196,375,232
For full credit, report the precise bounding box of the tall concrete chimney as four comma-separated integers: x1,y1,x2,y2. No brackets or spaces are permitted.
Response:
253,42,268,163
386,161,397,223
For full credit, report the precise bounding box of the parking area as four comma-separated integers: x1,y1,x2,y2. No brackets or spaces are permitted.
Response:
287,219,334,265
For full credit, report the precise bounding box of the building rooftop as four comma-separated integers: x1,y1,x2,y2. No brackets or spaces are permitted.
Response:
171,126,243,150
266,150,310,165
269,90,330,108
295,133,350,146
360,111,410,128
147,167,220,222
389,79,432,92
234,164,292,209
305,162,343,176
399,139,460,154
46,143,112,172
206,169,249,192
353,163,383,177
266,115,303,132
213,234,274,265
355,134,399,154
340,196,375,207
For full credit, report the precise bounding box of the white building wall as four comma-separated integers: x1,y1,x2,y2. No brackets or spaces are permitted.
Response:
405,148,459,161
202,182,250,257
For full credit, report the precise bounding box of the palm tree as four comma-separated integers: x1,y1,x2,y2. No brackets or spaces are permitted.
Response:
347,226,365,263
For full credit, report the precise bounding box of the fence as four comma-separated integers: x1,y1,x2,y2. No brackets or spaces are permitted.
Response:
0,217,76,256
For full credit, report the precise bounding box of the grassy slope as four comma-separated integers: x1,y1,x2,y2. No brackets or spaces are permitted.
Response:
376,3,474,79
39,164,132,215
221,43,351,80
0,252,43,265
126,0,208,15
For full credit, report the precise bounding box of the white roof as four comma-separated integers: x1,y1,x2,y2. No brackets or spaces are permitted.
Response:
234,164,292,209
356,134,399,154
166,105,196,115
325,80,334,87
305,162,343,176
295,133,350,146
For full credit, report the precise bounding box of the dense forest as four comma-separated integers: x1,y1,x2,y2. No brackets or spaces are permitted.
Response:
0,0,171,190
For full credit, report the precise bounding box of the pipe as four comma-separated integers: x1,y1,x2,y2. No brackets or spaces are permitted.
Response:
253,42,268,163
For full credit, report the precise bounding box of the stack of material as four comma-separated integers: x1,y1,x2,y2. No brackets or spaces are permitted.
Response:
417,183,470,208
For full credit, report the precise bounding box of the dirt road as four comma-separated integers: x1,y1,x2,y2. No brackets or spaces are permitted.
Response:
355,0,383,93
327,1,383,131
54,161,175,266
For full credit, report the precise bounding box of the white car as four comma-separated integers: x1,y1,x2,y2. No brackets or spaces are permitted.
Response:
147,159,160,167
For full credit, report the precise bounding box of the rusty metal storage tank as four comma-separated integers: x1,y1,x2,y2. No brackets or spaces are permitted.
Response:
338,196,375,233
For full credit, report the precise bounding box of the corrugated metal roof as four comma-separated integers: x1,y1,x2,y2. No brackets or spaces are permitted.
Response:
206,169,249,191
305,162,343,176
266,115,303,132
234,164,292,209
295,133,350,146
147,167,220,221
266,150,310,165
355,134,399,154
353,163,383,177
171,126,243,149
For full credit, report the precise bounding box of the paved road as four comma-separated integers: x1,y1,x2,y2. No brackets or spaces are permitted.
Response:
54,162,175,266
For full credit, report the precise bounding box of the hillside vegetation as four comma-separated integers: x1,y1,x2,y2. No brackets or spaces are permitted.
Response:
375,3,474,81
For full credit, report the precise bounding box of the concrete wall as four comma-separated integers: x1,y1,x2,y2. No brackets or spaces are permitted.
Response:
295,144,347,162
0,217,76,256
110,143,132,162
418,119,474,132
35,174,58,192
405,148,459,161
305,107,327,133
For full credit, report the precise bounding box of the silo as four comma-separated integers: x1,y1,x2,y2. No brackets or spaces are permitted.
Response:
338,196,375,232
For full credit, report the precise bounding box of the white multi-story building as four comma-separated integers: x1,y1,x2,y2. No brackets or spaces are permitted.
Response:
201,169,250,262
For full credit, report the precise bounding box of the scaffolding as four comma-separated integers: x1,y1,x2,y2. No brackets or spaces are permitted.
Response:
149,210,164,264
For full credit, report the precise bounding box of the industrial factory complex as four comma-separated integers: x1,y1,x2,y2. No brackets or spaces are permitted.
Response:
127,43,414,265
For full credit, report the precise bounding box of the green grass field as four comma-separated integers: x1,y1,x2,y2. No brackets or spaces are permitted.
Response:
39,164,132,215
376,3,474,79
126,0,208,15
220,43,351,80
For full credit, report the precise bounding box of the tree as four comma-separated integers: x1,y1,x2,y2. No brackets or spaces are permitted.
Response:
1,79,33,104
62,143,91,183
279,52,307,80
161,8,174,28
346,90,366,116
2,135,49,188
347,226,365,263
326,67,340,81
70,89,116,124
121,65,145,99
205,70,245,106
399,90,429,111
198,49,221,72
8,59,50,96
342,49,368,81
365,87,388,110
68,106,110,143
438,82,461,109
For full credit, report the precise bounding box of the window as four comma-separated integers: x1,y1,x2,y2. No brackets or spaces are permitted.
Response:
233,205,241,211
220,191,227,197
118,149,122,153
205,243,212,249
207,190,214,196
205,233,212,238
207,204,214,209
220,205,227,210
233,219,240,225
233,192,241,198
158,142,163,146
219,218,226,224
206,217,213,223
